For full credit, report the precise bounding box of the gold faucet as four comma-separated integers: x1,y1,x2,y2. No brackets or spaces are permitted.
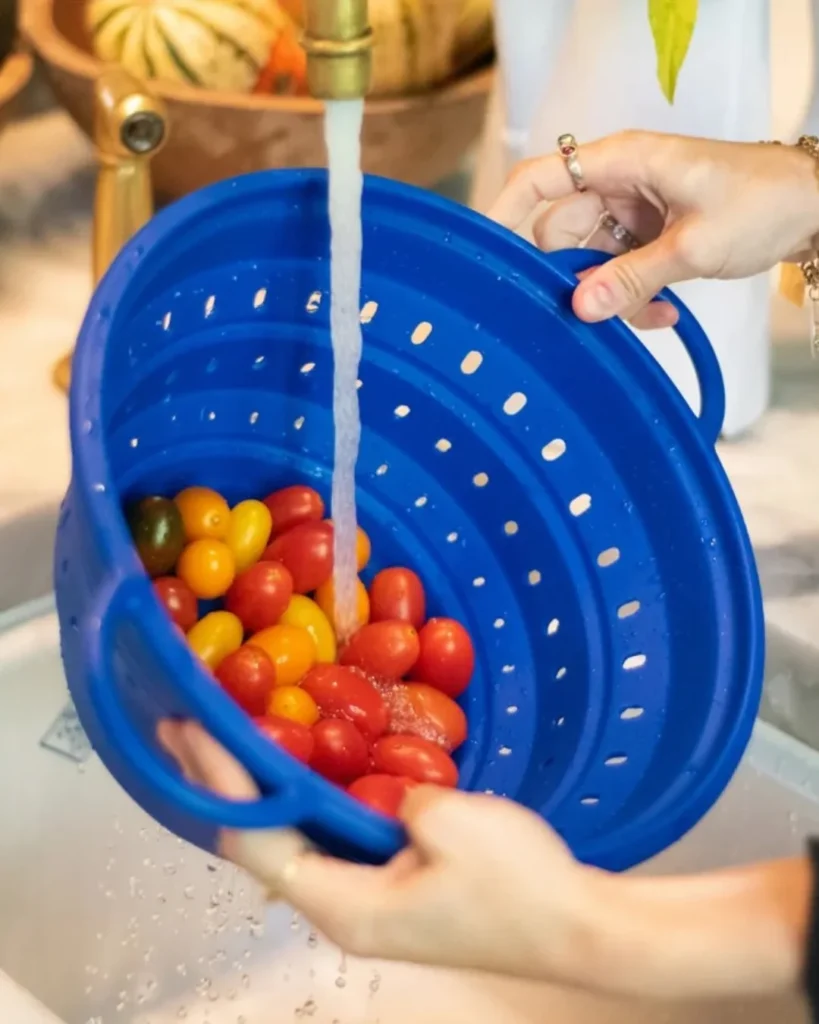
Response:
53,68,167,394
302,0,373,99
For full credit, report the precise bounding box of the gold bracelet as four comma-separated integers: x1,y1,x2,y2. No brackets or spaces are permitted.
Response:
767,135,819,356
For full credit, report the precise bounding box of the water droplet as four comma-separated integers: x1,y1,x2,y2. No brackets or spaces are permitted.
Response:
176,964,187,977
241,973,251,988
307,931,318,949
335,976,347,988
369,971,381,994
176,1008,188,1019
183,885,195,899
338,953,348,974
290,912,301,931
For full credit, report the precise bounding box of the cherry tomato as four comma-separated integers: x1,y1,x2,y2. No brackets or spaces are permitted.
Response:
340,620,420,679
372,735,459,787
255,715,314,764
225,561,294,634
250,624,316,687
314,576,370,635
215,644,277,716
174,486,231,541
369,567,426,629
414,618,475,698
263,521,333,593
310,719,369,784
187,611,243,670
385,682,468,751
348,774,416,817
152,576,198,632
176,539,236,599
127,496,185,577
226,499,273,572
278,594,337,663
267,685,320,727
301,664,389,742
264,484,325,537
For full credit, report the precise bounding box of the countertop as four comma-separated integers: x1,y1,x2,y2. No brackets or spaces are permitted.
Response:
1,96,818,743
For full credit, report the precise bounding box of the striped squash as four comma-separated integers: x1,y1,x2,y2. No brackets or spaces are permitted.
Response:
86,0,287,94
279,0,493,96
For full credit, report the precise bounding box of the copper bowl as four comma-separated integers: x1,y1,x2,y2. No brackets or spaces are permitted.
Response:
22,0,492,199
0,48,33,130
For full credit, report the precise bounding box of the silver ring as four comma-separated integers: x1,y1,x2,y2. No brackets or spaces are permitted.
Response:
557,133,640,251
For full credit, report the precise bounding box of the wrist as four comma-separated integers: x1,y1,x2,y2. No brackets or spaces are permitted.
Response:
786,141,819,261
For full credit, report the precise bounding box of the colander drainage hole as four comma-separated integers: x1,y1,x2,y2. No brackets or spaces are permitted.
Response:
623,654,647,671
461,351,483,374
493,618,505,629
498,746,512,756
528,570,541,585
129,438,139,449
435,438,452,452
306,291,322,313
414,496,428,508
249,412,260,425
204,295,216,318
394,404,411,418
547,618,560,635
253,288,267,309
569,494,592,517
300,362,316,374
555,666,567,680
473,472,489,487
580,796,600,807
501,664,515,674
472,577,485,587
446,531,458,542
504,521,518,535
294,416,305,430
375,464,389,476
161,312,172,331
412,322,432,345
617,600,641,619
503,392,527,415
541,438,566,461
506,705,518,715
620,706,644,720
360,301,378,323
253,355,266,369
597,547,620,567
605,755,628,766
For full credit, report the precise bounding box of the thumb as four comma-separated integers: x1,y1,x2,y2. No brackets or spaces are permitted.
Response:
572,228,692,322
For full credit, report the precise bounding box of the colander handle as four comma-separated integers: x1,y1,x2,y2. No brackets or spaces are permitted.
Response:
86,578,306,831
545,248,726,446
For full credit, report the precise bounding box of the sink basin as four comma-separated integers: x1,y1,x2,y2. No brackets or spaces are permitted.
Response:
0,606,813,1024
0,506,59,612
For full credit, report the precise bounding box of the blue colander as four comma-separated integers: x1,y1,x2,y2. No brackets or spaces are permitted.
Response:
55,170,763,869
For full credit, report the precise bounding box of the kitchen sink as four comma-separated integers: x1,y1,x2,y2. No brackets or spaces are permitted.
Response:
0,505,59,612
0,605,813,1024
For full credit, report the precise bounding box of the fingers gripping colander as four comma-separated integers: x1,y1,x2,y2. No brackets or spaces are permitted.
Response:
55,171,763,869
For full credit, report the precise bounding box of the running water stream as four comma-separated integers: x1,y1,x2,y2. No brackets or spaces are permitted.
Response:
325,98,365,641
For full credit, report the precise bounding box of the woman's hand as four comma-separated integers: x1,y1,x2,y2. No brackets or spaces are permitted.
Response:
489,131,819,330
158,720,812,1002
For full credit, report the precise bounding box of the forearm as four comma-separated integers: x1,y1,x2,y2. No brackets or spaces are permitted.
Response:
561,857,813,1002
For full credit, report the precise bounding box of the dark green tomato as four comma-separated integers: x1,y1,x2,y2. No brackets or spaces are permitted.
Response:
127,496,185,578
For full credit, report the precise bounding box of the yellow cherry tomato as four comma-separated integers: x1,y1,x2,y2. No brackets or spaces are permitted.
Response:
356,526,371,571
175,487,231,541
314,576,370,636
279,594,337,663
187,611,243,671
250,624,316,686
177,539,236,599
267,685,320,726
226,499,273,573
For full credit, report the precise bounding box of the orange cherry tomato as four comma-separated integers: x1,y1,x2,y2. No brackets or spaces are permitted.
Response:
414,618,475,698
372,734,459,787
264,484,325,538
369,567,426,629
267,685,320,727
340,620,420,679
176,539,236,599
186,611,243,671
314,576,370,635
225,499,273,573
250,624,316,687
216,645,277,716
384,682,468,751
175,487,231,541
347,774,417,817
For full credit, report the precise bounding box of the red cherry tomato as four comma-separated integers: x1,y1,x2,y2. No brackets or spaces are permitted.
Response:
340,620,420,679
263,521,333,593
369,567,426,629
301,664,389,742
152,576,199,632
264,485,325,538
225,561,294,634
310,719,369,784
255,715,314,764
372,734,459,787
414,618,475,698
348,774,416,817
215,645,277,716
385,682,468,751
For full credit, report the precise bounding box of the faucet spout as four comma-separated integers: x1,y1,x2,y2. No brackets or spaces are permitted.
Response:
302,0,372,100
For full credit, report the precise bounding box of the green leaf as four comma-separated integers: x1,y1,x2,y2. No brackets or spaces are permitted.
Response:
648,0,699,104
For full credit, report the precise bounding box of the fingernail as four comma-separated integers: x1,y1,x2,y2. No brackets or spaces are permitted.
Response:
582,282,617,320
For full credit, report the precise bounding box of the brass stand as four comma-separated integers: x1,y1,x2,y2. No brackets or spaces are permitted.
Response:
53,68,168,394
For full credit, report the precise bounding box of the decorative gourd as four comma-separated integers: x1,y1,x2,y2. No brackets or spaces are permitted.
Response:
86,0,287,94
274,0,493,97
